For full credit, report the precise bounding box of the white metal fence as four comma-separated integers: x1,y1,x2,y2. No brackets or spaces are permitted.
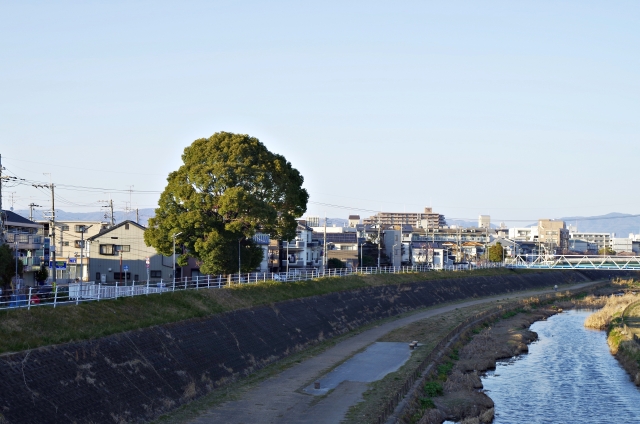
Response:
0,262,505,311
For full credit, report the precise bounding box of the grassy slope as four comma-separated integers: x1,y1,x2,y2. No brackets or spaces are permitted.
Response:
0,268,538,355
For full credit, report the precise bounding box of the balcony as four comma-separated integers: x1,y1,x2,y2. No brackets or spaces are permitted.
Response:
283,259,306,267
283,241,305,249
5,233,43,250
19,257,42,268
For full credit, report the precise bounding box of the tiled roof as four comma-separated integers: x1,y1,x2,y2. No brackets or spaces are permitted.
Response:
2,210,40,226
87,220,146,241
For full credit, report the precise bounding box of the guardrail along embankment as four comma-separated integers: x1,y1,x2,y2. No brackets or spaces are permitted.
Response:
0,270,602,423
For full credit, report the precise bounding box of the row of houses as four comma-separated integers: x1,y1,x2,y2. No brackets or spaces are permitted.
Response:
3,205,639,288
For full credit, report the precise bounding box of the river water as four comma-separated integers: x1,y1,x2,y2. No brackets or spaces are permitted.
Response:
481,309,640,423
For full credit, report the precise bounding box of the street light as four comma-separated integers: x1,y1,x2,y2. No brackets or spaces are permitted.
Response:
172,232,182,286
14,240,19,291
360,241,366,270
238,237,242,278
79,225,93,283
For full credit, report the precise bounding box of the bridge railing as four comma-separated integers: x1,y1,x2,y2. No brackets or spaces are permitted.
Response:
506,254,640,270
0,262,505,311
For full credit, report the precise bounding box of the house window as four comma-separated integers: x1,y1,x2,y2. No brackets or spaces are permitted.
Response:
60,225,70,231
96,272,101,281
114,245,130,253
150,270,162,278
74,225,85,233
125,223,130,230
99,244,114,255
74,240,84,248
113,272,131,280
63,241,69,246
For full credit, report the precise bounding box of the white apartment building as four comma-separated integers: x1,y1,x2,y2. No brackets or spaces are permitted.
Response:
570,232,611,251
611,238,633,254
508,227,538,241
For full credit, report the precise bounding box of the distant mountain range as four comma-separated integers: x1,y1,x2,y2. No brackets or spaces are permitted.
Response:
12,208,156,226
557,213,640,237
10,210,640,237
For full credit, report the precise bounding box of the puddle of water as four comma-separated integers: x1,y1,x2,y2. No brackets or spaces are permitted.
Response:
304,342,412,395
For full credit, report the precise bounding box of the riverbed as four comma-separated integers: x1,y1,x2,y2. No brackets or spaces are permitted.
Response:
481,309,640,423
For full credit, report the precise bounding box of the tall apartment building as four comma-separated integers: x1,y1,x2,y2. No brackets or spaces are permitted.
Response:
538,219,569,252
363,207,446,229
570,232,611,251
478,215,491,229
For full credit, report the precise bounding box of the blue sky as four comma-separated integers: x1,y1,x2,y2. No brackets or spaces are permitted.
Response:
1,1,639,224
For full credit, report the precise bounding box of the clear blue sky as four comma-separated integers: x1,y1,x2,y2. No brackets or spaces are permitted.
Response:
1,1,639,224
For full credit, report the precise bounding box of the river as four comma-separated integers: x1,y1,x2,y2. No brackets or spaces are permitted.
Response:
480,309,640,423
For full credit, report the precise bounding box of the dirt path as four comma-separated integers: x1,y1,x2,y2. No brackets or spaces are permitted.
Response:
186,281,601,424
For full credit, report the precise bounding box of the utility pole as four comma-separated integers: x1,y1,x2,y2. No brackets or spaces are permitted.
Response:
377,215,381,268
323,214,327,270
50,183,56,283
100,199,115,227
0,153,4,244
79,225,92,283
28,203,41,221
32,180,55,281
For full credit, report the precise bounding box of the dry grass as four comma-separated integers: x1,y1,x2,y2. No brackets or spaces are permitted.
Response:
584,293,639,330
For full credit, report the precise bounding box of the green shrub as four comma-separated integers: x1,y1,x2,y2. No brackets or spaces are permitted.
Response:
419,397,435,409
423,381,443,397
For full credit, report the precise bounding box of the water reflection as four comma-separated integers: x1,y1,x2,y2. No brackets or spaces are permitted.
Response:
481,310,640,423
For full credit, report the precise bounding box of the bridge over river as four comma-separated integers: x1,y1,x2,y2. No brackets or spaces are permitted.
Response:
506,254,640,270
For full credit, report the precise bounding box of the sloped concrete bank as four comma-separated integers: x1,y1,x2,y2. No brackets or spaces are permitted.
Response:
0,271,600,423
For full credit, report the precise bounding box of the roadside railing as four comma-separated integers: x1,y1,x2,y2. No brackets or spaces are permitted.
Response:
0,262,506,311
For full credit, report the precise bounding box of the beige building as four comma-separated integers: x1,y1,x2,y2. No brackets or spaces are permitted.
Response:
364,207,446,229
537,219,569,253
348,215,360,228
37,220,108,282
87,220,173,283
478,215,491,229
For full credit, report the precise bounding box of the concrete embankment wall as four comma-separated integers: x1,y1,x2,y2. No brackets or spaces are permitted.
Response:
0,271,597,423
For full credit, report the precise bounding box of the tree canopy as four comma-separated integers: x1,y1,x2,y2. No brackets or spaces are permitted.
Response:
0,244,23,290
488,242,505,262
144,132,309,275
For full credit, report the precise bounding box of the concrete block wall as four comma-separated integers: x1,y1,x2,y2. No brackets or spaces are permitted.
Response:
0,270,601,423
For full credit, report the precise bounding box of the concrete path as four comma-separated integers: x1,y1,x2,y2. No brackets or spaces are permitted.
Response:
188,280,601,424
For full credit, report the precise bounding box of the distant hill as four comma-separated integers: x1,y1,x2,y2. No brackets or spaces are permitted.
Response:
559,212,640,237
11,209,349,230
446,219,497,229
13,208,156,226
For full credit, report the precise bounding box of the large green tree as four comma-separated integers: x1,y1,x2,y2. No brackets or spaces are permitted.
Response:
0,244,23,290
488,242,505,262
145,132,309,274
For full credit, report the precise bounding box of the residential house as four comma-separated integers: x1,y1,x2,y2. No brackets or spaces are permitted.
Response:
1,210,44,287
86,220,173,284
37,220,108,282
278,220,322,271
